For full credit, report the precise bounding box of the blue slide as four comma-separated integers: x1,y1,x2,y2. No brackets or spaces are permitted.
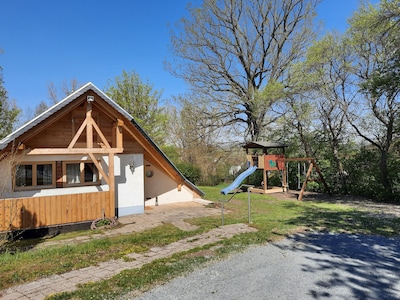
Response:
221,165,258,195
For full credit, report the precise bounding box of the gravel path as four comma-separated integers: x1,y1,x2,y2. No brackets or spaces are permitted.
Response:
133,232,400,300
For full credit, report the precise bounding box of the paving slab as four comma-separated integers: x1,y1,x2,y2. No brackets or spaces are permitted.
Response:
0,201,252,300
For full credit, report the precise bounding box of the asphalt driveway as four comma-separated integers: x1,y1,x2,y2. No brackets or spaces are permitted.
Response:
134,232,400,299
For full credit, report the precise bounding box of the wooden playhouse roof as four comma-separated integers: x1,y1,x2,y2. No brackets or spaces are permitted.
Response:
243,141,288,149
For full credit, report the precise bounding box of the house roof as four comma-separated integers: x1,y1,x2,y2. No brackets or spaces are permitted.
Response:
0,82,204,196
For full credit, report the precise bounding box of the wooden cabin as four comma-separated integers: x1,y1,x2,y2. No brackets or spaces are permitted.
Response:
0,83,204,232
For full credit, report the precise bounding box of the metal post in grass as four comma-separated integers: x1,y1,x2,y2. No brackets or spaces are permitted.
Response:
221,202,225,226
240,184,254,224
248,187,252,224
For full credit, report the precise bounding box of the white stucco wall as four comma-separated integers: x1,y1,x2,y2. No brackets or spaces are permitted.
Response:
144,160,194,206
1,153,196,215
105,154,144,216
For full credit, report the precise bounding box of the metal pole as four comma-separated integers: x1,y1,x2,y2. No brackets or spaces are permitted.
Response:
221,202,224,226
286,162,289,191
248,188,252,224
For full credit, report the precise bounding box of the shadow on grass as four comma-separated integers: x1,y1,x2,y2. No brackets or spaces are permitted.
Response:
274,232,400,299
284,202,400,237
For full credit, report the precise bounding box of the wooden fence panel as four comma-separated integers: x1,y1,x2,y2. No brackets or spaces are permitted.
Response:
0,191,112,231
0,200,5,231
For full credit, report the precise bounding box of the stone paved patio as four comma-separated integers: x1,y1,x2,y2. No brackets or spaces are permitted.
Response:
0,200,256,300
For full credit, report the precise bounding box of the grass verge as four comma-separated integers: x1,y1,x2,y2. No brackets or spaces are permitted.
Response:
1,185,399,299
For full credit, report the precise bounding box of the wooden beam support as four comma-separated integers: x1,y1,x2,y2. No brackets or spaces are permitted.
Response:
108,153,115,217
281,157,314,162
88,153,110,185
27,148,124,155
86,102,93,148
86,119,93,148
298,162,314,201
68,118,88,149
283,158,330,197
91,118,111,148
113,119,124,149
263,169,267,193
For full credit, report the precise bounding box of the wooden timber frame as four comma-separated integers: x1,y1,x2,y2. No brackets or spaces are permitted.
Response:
243,141,329,200
25,98,124,219
280,157,330,201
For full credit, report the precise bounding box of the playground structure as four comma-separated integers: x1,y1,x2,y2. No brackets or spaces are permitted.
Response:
244,141,287,194
221,141,330,201
218,141,330,225
244,141,329,200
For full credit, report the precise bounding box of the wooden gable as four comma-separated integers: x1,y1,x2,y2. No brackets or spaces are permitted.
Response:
16,91,142,154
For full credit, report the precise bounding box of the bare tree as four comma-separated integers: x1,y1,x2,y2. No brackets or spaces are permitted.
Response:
28,79,82,119
0,143,25,249
168,0,319,141
165,95,242,184
47,79,81,104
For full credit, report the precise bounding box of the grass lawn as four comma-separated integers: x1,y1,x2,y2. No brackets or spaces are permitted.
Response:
1,185,400,299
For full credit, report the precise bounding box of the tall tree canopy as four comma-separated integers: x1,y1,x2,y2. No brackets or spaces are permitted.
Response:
344,0,400,195
0,66,20,139
105,70,168,145
169,0,319,141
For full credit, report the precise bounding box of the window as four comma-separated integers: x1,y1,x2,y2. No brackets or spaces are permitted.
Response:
64,161,101,186
66,163,81,184
16,165,33,187
37,164,53,185
84,163,99,183
15,162,55,190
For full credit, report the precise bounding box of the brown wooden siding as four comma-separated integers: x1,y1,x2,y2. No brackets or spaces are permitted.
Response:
0,192,113,231
22,103,143,154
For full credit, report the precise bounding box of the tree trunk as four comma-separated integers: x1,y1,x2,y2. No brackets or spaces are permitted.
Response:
379,149,392,196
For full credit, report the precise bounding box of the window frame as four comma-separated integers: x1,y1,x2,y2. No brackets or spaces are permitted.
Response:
14,161,56,191
62,160,102,187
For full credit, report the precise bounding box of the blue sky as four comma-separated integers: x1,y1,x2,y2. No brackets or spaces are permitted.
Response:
0,0,378,113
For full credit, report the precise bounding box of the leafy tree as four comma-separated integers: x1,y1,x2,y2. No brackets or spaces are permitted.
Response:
345,1,400,197
289,32,357,192
105,70,168,145
0,66,20,139
168,0,319,142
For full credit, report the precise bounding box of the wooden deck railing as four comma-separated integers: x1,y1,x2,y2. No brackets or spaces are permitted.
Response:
0,191,113,231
